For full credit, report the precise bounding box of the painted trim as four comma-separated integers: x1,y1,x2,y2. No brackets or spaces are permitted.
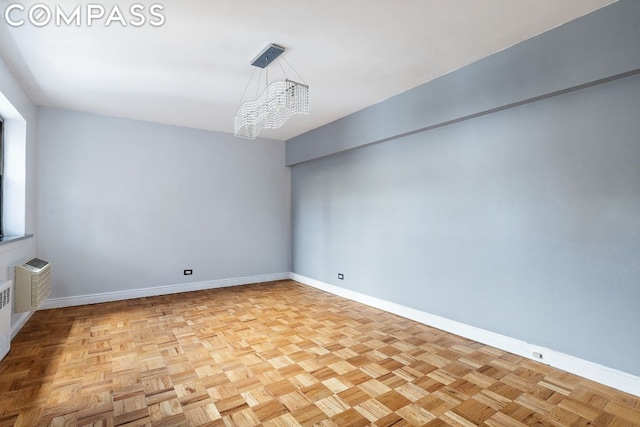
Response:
10,311,32,339
290,273,640,397
0,234,33,247
40,272,290,310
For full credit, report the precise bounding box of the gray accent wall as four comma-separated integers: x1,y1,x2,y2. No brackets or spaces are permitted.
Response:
286,0,640,166
288,0,640,376
37,107,290,299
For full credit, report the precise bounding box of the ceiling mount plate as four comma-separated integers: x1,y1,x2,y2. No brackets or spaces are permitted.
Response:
251,44,285,68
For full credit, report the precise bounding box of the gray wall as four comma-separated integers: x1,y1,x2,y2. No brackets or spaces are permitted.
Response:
0,39,38,330
289,1,640,376
287,0,640,166
37,107,290,299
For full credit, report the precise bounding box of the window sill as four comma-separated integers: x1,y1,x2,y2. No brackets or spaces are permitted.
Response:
0,234,33,247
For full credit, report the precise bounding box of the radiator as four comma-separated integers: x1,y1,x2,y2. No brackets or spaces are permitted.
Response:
0,280,11,360
15,258,51,313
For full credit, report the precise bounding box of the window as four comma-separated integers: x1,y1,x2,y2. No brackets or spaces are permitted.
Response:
0,94,27,239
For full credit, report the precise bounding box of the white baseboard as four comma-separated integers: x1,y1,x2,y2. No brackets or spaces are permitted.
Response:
290,273,640,397
10,311,33,339
40,272,291,310
29,271,640,396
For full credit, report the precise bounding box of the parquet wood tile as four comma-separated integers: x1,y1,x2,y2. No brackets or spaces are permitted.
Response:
0,280,638,426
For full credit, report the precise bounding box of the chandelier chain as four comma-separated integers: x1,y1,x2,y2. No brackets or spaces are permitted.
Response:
280,55,307,85
235,66,257,112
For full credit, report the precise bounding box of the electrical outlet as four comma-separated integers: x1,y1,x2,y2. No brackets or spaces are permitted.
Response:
184,269,193,275
338,273,344,280
532,351,543,360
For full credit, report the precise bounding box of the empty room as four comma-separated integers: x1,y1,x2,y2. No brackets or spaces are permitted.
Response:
0,0,638,426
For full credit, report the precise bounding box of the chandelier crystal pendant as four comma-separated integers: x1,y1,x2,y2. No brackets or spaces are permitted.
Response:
234,44,309,139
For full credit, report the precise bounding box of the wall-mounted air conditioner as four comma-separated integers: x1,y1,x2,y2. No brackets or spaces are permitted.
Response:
15,258,51,313
0,280,12,360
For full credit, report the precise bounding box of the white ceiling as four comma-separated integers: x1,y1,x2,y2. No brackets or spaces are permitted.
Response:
0,0,616,141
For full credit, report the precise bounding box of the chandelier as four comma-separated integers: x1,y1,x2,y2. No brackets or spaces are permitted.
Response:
234,44,309,139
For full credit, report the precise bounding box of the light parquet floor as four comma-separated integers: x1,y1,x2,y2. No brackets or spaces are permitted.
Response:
0,280,638,426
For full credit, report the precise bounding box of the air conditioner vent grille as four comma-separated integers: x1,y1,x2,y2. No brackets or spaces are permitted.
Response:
0,281,12,361
0,287,9,310
26,258,49,270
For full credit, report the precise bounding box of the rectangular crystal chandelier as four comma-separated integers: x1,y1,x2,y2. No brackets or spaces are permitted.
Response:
235,79,309,139
234,44,309,139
